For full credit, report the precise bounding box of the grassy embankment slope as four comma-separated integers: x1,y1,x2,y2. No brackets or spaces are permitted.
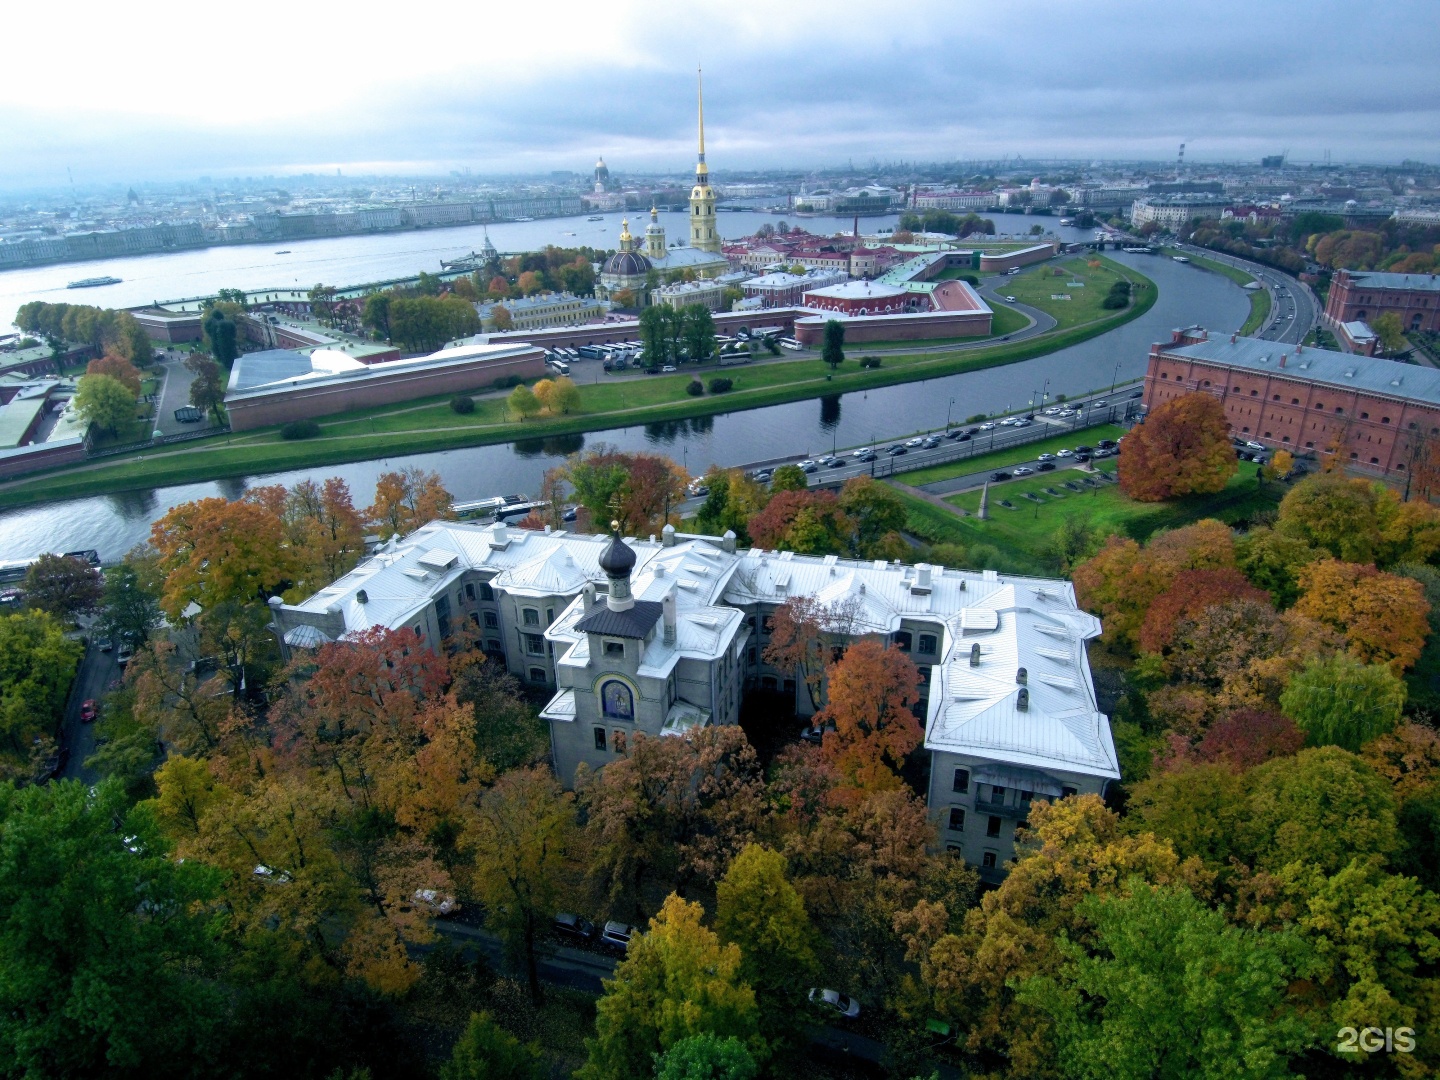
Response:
1182,253,1272,335
0,258,1155,509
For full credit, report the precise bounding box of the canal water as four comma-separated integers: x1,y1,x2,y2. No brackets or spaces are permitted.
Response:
0,250,1246,562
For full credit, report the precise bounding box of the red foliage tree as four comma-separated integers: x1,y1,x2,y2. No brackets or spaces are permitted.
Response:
747,489,853,555
1118,391,1238,502
1137,567,1271,654
1195,709,1305,769
814,639,923,795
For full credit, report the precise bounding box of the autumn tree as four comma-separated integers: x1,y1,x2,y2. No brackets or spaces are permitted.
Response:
693,468,769,545
185,354,226,422
85,352,142,395
580,728,767,917
715,844,818,1046
768,464,808,493
1193,709,1305,769
98,558,163,651
1234,526,1321,606
838,475,908,559
149,496,294,618
441,1012,545,1080
579,894,762,1080
508,383,539,420
557,446,689,536
366,467,453,539
1293,558,1429,670
746,488,853,555
1280,653,1406,752
814,639,923,794
1275,473,1398,565
74,372,136,436
1137,567,1269,655
21,553,103,622
762,594,863,713
655,1035,758,1080
0,611,82,774
1118,391,1237,501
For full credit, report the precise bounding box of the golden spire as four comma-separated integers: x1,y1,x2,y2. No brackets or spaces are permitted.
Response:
696,66,708,178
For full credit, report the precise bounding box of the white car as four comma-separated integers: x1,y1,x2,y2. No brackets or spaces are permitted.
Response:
1037,453,1056,461
1043,407,1060,415
601,921,634,953
851,447,872,457
1057,409,1077,418
661,365,678,372
1013,466,1034,476
905,436,925,447
1246,440,1265,451
1057,448,1075,458
797,460,817,470
978,422,996,431
1004,295,1018,303
809,988,861,1019
1093,399,1107,407
414,888,460,916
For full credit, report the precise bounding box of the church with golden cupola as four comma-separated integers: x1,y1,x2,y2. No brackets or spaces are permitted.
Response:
596,70,730,305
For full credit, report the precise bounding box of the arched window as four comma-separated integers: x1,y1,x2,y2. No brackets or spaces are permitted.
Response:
600,679,634,721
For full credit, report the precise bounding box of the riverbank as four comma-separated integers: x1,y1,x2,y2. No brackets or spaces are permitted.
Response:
1183,253,1271,335
0,264,1156,509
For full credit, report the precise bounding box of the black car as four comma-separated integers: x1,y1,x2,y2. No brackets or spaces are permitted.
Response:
1074,453,1092,463
944,429,964,440
888,446,908,456
956,433,972,442
1075,445,1094,454
965,427,980,435
553,913,597,942
1038,461,1056,472
1130,390,1144,399
856,451,877,463
991,471,1011,481
827,457,847,468
800,463,819,473
1097,439,1116,449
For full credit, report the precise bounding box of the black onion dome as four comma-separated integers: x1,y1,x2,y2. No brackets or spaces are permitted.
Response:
598,531,636,577
602,250,652,276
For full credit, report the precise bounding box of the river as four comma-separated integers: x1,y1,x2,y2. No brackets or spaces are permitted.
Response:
0,247,1248,562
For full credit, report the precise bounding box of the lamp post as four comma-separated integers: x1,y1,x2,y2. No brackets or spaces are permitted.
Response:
1110,361,1121,396
946,396,956,430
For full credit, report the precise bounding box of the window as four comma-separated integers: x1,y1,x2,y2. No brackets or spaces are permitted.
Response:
600,679,634,721
465,583,475,601
1315,403,1324,410
981,850,997,869
593,727,607,751
747,647,756,664
524,633,545,655
522,607,540,626
1061,786,1077,798
483,611,499,628
918,633,938,654
479,582,495,601
1272,394,1281,401
1292,398,1300,405
413,624,424,641
948,807,965,832
1382,417,1391,425
893,631,912,651
604,640,625,658
1336,407,1344,414
1250,390,1258,397
986,816,1002,838
547,607,555,624
952,768,970,793
761,615,774,634
529,667,547,683
991,785,1005,803
485,639,502,654
1361,412,1370,419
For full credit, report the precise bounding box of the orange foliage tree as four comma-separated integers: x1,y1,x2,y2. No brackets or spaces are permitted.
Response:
814,639,922,794
1137,567,1270,655
149,496,296,618
1118,391,1237,502
366,467,453,538
86,353,143,396
747,489,853,555
1294,558,1431,671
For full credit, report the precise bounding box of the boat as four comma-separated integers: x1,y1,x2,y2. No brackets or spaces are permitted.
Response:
274,249,291,254
587,215,604,221
66,276,121,289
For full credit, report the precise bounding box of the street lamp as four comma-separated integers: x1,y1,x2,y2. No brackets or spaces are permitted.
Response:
946,396,956,429
1110,361,1121,396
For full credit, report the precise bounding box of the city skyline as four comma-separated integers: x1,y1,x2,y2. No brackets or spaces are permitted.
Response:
4,0,1438,191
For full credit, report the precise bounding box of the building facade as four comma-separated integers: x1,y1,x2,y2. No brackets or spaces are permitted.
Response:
269,520,1118,880
651,279,727,312
480,292,605,332
1143,326,1440,476
1324,269,1440,334
802,280,919,316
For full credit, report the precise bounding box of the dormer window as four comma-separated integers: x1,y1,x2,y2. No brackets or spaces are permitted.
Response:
604,639,625,658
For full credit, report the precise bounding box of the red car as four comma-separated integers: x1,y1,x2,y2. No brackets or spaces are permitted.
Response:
79,699,98,724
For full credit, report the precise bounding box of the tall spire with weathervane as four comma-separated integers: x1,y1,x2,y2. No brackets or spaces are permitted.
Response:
689,67,720,253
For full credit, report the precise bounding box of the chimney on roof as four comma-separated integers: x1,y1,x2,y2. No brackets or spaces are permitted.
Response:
721,529,736,553
1231,333,1237,344
662,523,676,547
1016,666,1027,685
970,642,981,667
494,522,507,544
662,589,676,645
916,563,932,589
1279,353,1287,368
1017,687,1030,712
582,582,597,612
544,525,552,534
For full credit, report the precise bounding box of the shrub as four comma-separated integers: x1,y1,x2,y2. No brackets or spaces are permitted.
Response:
280,419,321,440
449,395,475,414
687,379,704,397
764,338,781,355
966,413,987,424
860,356,882,369
709,377,733,393
491,375,522,390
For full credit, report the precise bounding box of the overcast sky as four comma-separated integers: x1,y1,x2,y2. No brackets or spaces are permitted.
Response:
5,0,1437,191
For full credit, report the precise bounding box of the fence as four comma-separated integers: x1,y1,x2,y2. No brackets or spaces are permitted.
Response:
86,422,230,460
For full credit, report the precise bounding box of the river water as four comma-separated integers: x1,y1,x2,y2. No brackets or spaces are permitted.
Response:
0,245,1247,562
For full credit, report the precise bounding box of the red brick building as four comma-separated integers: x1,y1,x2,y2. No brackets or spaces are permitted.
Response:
801,280,918,316
1324,269,1440,334
1143,327,1440,477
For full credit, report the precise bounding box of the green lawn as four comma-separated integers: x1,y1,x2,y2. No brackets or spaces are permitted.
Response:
0,262,1158,510
937,465,1284,560
997,257,1148,331
896,424,1128,486
1181,253,1271,334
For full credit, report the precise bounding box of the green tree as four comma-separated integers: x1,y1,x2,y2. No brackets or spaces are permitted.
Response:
0,779,226,1077
98,560,163,652
74,372,137,436
768,464,808,493
468,768,579,1005
22,553,102,622
681,304,716,363
1018,882,1309,1080
361,292,391,339
655,1034,758,1080
1279,653,1406,751
579,894,762,1080
508,383,540,420
0,610,83,766
440,1011,545,1080
821,319,845,372
1372,311,1407,352
640,304,672,367
837,475,907,559
184,354,226,422
201,307,239,366
715,845,817,1047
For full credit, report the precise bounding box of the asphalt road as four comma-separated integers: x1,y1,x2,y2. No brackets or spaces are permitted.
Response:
58,635,124,784
1172,244,1319,345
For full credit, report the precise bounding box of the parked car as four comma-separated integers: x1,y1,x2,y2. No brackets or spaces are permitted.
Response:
1130,390,1144,399
826,457,846,468
1013,466,1034,476
1097,439,1116,449
116,643,134,666
856,451,877,463
98,638,113,653
1056,448,1075,458
1075,445,1094,454
753,470,772,483
413,889,460,916
661,365,677,373
799,722,836,745
1075,453,1092,463
905,436,925,447
80,699,98,724
1038,461,1056,472
991,471,1012,481
1245,440,1265,452
253,864,293,885
1036,453,1056,462
601,921,634,953
809,988,861,1019
553,913,597,943
888,446,908,456
978,422,996,431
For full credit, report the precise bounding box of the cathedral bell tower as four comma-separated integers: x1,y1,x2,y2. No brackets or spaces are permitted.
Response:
644,206,666,259
688,68,721,254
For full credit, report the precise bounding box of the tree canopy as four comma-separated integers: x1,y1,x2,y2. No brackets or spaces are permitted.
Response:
1118,392,1237,501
